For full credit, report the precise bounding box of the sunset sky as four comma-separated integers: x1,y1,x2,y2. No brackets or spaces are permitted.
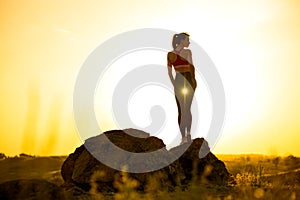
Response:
0,0,299,156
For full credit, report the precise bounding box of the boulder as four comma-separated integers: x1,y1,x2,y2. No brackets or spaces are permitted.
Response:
61,128,230,194
170,138,229,185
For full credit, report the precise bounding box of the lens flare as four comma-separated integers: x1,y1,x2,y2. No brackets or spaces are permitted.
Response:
182,87,188,95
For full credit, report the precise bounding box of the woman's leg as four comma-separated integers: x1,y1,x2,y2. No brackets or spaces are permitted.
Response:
185,89,195,140
185,75,196,141
174,72,196,142
174,73,187,139
175,95,185,138
175,92,191,140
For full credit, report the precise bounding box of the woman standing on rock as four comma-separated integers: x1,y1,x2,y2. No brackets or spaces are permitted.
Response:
167,32,197,144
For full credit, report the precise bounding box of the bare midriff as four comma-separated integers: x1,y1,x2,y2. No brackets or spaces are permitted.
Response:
174,64,193,73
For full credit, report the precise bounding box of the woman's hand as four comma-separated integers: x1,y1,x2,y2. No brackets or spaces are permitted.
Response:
192,79,197,89
189,65,197,89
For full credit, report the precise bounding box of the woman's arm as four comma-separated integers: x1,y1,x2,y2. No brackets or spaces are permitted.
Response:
186,50,197,88
167,53,175,86
185,49,193,66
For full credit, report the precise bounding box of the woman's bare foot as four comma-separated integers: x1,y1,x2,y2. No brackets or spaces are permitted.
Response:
180,136,188,145
186,134,191,142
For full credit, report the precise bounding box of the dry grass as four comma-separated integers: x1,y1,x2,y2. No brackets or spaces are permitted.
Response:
0,154,299,199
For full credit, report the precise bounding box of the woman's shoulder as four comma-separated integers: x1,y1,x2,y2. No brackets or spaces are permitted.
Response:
168,49,191,56
167,51,177,59
181,49,192,56
168,50,176,55
168,49,191,59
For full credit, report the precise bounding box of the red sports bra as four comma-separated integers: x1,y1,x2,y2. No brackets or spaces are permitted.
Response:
170,50,191,68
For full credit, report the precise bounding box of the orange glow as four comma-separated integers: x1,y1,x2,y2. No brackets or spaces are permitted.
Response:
0,1,300,156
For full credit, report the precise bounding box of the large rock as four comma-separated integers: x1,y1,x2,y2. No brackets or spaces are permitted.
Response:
170,138,229,185
61,128,230,193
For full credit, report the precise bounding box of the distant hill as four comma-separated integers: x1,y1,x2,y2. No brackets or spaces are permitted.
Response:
0,156,66,184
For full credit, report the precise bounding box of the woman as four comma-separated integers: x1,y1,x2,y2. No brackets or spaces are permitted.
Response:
167,32,197,144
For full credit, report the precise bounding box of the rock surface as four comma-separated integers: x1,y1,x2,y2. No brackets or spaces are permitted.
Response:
170,138,229,185
61,128,230,193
